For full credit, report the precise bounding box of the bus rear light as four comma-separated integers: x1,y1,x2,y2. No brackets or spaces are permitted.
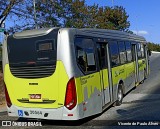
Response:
4,82,12,107
64,77,77,110
68,114,73,116
83,107,87,111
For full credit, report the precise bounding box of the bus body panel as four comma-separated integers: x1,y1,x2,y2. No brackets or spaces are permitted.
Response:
123,62,135,93
2,37,9,71
75,72,103,118
138,59,146,82
7,104,83,120
5,60,83,120
100,69,111,105
112,66,125,84
4,60,68,109
111,62,136,101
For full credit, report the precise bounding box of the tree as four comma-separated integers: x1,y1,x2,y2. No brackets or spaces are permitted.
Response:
0,0,37,33
99,6,130,31
148,42,160,52
34,0,87,28
63,3,130,31
0,0,16,27
35,0,61,27
62,0,87,28
1,0,131,32
6,0,67,31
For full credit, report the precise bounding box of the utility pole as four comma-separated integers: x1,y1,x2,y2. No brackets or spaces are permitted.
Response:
112,0,114,7
33,0,38,29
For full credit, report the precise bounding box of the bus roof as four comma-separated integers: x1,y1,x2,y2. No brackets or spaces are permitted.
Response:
76,28,146,43
13,27,59,39
12,27,146,43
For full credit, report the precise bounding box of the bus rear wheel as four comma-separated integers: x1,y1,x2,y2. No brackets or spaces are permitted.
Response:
114,85,123,106
144,69,147,80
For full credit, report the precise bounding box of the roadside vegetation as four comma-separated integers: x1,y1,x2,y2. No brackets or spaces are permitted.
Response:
0,0,130,32
148,42,160,52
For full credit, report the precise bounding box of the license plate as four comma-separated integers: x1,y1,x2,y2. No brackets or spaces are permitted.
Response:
30,110,42,115
30,94,41,99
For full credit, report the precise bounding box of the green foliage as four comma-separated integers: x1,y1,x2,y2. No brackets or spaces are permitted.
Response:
2,0,131,32
62,2,130,31
148,42,160,52
62,0,87,28
0,0,16,26
93,6,130,31
35,0,62,27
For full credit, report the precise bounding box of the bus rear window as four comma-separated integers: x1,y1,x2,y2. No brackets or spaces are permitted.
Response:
7,29,58,67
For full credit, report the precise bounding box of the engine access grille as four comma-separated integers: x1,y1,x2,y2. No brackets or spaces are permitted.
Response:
10,65,56,79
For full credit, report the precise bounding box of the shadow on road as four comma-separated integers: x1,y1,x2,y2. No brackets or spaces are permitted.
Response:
116,86,160,121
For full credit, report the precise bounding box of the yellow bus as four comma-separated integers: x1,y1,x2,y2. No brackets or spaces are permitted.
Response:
2,28,149,120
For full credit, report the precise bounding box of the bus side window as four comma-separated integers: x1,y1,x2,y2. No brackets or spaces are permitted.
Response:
141,44,145,58
75,37,96,73
97,44,107,68
118,41,127,64
137,43,142,59
125,42,132,62
77,47,86,72
109,41,120,67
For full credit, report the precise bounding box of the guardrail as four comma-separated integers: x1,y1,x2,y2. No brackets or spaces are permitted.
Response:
151,51,160,53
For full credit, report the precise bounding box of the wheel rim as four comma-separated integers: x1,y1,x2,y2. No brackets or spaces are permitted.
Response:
118,88,123,101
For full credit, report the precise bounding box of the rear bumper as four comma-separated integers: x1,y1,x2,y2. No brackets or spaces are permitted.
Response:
7,105,80,120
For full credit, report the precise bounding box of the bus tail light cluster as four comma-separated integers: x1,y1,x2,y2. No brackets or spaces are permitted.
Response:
4,82,12,107
64,77,77,110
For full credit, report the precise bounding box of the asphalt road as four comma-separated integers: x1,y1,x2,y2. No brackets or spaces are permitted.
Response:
0,53,160,129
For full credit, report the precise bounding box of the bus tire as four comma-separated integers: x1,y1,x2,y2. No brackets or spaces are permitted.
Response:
144,69,147,79
141,69,147,84
114,85,123,106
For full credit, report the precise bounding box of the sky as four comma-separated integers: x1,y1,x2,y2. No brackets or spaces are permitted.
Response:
86,0,160,44
4,0,160,44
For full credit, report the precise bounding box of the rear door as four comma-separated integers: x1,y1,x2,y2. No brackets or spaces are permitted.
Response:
97,43,112,106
